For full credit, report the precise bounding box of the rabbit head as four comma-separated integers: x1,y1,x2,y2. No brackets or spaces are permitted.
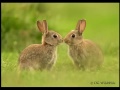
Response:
64,19,86,45
37,20,63,46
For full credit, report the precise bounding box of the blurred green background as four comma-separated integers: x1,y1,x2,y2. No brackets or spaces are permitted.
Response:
1,3,119,87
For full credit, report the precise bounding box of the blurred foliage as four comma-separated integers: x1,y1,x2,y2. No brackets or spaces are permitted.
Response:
1,3,119,56
1,3,49,52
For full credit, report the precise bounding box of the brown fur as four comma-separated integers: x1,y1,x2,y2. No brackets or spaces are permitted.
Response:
18,20,63,71
64,19,104,70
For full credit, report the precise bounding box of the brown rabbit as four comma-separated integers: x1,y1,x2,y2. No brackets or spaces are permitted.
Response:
18,20,63,71
64,19,104,71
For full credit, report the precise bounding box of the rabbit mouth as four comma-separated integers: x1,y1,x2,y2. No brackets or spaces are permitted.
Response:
59,39,63,43
64,40,71,45
64,40,82,46
57,41,62,45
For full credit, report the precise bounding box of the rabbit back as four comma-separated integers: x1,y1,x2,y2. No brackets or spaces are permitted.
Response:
18,44,56,70
69,39,104,70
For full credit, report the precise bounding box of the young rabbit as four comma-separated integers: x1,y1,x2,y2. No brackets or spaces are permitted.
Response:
18,20,63,71
64,19,104,71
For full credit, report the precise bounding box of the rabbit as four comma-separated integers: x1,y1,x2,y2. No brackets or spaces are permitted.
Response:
18,20,63,71
64,19,104,71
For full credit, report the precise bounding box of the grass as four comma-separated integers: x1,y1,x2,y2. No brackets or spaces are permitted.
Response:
1,3,119,87
1,44,119,87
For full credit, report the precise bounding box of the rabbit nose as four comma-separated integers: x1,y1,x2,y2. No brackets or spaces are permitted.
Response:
64,38,67,42
64,38,68,43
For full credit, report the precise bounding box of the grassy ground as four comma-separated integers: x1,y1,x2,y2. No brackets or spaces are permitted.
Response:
1,44,119,87
1,3,119,87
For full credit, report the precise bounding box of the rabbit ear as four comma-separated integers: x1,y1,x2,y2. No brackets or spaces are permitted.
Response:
37,20,45,33
75,20,80,30
78,19,86,33
43,20,48,34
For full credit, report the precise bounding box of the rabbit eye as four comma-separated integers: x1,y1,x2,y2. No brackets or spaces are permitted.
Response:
71,34,75,38
53,34,57,38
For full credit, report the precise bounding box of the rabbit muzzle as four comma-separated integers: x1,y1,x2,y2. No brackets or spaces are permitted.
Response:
64,38,70,45
58,38,63,44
